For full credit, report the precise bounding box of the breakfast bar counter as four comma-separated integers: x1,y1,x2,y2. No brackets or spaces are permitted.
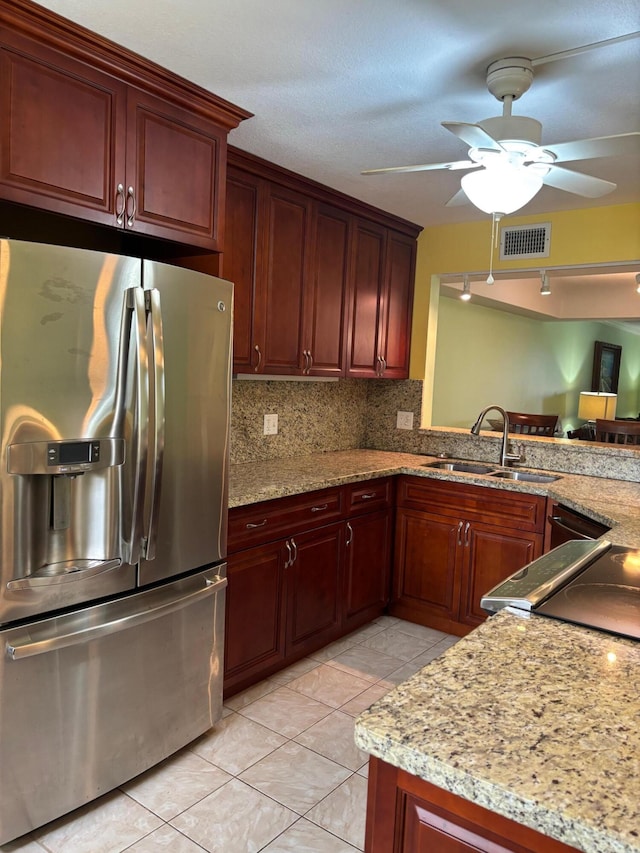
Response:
354,608,640,853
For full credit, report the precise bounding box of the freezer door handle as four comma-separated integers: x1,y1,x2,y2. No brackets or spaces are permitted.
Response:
6,558,122,590
143,288,166,561
127,287,150,564
5,573,227,661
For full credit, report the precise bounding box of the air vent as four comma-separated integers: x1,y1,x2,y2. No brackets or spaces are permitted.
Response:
500,222,551,260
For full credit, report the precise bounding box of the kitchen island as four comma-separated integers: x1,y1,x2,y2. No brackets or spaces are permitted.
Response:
354,608,640,853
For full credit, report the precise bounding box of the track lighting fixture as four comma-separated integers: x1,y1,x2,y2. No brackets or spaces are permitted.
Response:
460,274,471,301
540,270,551,296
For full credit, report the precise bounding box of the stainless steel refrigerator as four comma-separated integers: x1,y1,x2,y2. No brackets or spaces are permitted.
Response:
0,239,232,844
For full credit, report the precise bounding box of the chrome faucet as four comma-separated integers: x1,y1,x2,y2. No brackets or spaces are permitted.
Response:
470,405,523,468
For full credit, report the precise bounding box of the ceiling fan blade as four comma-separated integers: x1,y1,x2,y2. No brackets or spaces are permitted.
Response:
445,188,471,207
441,121,503,152
361,160,477,175
540,165,616,197
541,132,640,164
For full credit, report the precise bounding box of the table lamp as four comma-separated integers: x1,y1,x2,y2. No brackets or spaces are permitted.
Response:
578,392,617,437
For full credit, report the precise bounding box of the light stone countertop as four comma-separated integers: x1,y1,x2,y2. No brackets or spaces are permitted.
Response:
354,609,640,853
230,448,640,851
229,448,640,547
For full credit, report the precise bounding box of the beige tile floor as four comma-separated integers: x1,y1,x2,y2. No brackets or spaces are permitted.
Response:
2,616,458,853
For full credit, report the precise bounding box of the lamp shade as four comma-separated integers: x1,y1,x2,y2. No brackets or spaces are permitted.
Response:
578,391,617,421
460,166,543,215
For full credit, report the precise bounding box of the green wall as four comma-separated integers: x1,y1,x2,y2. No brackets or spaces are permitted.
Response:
432,296,640,432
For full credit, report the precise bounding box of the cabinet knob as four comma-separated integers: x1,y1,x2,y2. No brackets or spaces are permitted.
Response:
253,344,262,373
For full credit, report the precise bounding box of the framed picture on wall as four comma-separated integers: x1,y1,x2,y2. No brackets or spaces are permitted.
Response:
591,341,622,394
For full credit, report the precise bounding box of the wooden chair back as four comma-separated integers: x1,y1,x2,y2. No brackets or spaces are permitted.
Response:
506,412,558,437
595,419,640,445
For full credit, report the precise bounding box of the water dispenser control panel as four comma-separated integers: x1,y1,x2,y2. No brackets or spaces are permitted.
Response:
8,438,125,475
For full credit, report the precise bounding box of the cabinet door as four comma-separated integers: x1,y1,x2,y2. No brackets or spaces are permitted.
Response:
255,184,310,374
460,523,543,628
380,231,415,379
343,510,391,632
303,203,350,377
346,219,386,378
391,508,462,629
403,792,518,852
0,35,126,225
224,541,286,695
223,169,261,373
285,522,343,656
125,89,225,249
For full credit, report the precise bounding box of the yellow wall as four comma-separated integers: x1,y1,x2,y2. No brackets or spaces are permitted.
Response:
410,202,640,382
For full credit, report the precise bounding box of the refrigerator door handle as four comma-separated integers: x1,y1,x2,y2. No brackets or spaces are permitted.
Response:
143,288,166,562
127,287,150,565
5,573,227,661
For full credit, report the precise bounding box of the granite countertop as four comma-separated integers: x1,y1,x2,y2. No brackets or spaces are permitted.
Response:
229,448,640,547
354,609,640,853
230,449,640,850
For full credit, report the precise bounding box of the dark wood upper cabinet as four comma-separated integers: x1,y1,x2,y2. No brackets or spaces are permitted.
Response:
303,204,351,377
346,219,386,378
257,184,310,374
124,89,226,248
0,0,250,250
223,169,260,373
380,230,416,379
0,33,127,226
224,148,420,379
345,221,415,379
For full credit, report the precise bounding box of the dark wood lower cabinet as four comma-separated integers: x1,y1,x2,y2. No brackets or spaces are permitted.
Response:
285,522,344,655
365,757,579,853
343,509,392,633
391,477,545,635
224,541,286,691
224,479,393,697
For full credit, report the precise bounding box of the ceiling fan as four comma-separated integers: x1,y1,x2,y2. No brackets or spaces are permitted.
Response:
362,37,640,215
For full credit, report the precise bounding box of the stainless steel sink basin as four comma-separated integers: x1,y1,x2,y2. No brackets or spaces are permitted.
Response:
424,461,496,474
489,470,561,483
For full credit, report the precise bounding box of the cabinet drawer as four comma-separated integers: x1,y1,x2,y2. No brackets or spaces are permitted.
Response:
228,487,343,552
346,477,393,516
397,475,545,533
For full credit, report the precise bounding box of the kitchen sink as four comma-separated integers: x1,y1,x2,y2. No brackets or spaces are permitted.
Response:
423,461,496,474
489,470,561,483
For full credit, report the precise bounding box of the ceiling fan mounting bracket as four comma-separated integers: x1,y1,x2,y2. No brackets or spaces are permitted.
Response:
486,57,534,102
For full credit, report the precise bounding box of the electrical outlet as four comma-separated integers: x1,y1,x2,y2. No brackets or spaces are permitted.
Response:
263,413,278,435
396,411,414,430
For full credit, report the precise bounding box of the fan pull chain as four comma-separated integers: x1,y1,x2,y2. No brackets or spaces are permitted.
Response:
486,212,502,284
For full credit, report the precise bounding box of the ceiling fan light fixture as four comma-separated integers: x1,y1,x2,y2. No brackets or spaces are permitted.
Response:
460,165,543,215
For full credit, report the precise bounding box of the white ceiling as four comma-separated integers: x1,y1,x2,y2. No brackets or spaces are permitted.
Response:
34,0,640,229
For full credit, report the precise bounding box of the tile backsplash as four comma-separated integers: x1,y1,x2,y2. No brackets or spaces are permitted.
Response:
230,377,640,481
230,379,369,463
